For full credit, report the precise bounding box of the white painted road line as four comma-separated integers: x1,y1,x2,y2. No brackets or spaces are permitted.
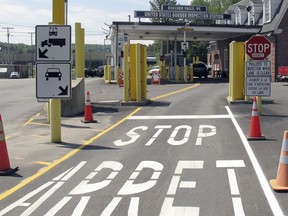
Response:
128,115,231,120
216,160,245,168
72,196,90,216
44,196,72,216
228,169,240,196
232,197,245,216
226,106,284,216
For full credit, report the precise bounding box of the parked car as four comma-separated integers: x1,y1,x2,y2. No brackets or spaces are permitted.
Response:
148,66,160,76
277,66,288,82
189,62,209,78
96,66,104,77
9,71,20,79
85,68,97,78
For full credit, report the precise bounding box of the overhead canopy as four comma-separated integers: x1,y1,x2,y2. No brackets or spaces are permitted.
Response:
112,21,262,42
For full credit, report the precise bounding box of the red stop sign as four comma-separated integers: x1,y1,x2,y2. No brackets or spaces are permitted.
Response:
246,35,271,60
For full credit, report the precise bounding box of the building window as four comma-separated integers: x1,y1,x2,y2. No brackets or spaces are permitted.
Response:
235,8,241,24
263,0,271,23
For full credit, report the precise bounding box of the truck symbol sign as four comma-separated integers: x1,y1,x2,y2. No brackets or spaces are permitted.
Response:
41,38,66,47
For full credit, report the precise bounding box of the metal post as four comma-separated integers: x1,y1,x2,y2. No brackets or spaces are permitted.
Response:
50,0,65,143
2,27,13,64
184,30,187,82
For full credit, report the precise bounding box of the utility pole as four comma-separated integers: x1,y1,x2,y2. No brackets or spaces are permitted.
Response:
2,27,14,64
28,32,35,77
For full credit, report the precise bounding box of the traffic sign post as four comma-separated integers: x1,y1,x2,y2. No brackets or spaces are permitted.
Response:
245,35,271,60
245,61,271,97
36,63,71,99
36,25,71,61
35,25,71,99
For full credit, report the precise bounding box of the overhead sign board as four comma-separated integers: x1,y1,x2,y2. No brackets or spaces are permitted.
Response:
162,5,207,12
134,11,231,20
246,35,271,61
36,63,71,99
36,25,71,61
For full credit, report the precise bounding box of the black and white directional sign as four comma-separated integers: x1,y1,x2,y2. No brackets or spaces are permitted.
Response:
36,63,71,99
36,25,71,61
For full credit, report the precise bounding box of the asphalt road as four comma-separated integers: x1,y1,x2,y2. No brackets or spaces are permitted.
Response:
0,77,288,215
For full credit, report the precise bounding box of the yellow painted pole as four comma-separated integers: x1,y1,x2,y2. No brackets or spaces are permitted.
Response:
257,96,262,114
53,0,65,25
176,66,179,82
184,66,188,82
50,0,65,143
116,66,119,84
167,66,170,81
142,45,147,99
130,45,136,100
124,44,129,102
229,41,236,102
75,23,84,78
108,65,111,83
136,44,141,102
190,65,194,82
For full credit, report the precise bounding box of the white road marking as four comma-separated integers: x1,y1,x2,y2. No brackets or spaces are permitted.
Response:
167,176,180,195
226,106,284,216
0,181,54,216
20,182,65,216
216,160,245,168
128,197,139,216
118,161,163,195
70,161,123,195
128,115,230,120
175,161,204,174
113,126,148,146
53,168,73,181
232,197,245,216
100,197,122,216
44,196,72,216
160,197,199,216
179,181,196,189
71,196,90,216
228,169,240,195
61,161,87,181
168,125,192,146
195,125,216,145
145,125,172,146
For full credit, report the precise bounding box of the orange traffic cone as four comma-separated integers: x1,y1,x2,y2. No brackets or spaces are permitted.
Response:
0,115,18,176
118,69,124,88
270,131,288,191
81,91,97,123
151,71,161,85
247,97,265,140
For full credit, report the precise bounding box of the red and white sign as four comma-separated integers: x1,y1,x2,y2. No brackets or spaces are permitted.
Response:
246,35,271,60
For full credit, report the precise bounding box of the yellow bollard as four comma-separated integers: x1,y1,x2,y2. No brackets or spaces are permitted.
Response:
176,66,179,82
50,0,65,143
75,23,84,78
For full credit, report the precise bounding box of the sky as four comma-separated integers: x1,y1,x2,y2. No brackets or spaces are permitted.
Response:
0,0,190,46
